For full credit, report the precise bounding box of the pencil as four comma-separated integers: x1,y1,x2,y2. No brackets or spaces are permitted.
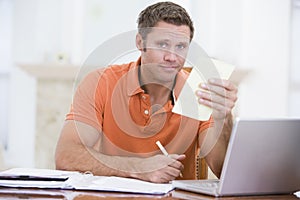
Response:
155,141,169,156
155,141,183,178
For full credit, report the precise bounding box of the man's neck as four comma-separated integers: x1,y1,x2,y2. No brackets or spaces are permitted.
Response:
138,67,174,109
142,83,172,106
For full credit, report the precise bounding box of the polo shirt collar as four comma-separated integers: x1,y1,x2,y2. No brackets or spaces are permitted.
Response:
126,57,143,96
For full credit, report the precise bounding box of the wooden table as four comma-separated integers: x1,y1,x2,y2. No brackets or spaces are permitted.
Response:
0,188,297,199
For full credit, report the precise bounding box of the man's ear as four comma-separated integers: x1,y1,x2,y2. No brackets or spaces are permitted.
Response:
136,33,143,51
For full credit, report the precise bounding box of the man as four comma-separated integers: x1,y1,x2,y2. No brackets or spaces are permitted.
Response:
55,1,237,183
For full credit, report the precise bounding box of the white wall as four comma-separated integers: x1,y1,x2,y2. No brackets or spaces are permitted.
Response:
289,0,300,116
192,0,292,118
238,0,291,118
81,0,191,64
191,0,243,64
0,0,13,161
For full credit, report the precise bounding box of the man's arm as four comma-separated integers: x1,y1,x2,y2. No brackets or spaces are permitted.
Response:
198,115,233,178
55,120,185,183
196,78,238,178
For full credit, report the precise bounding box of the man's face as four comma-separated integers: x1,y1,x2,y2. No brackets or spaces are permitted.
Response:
138,21,191,85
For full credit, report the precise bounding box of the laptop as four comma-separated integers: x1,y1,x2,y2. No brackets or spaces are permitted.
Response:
172,118,300,197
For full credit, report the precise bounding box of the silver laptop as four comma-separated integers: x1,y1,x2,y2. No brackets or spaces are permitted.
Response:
172,118,300,197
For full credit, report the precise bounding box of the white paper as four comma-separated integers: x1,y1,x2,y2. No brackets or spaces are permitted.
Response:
295,191,300,198
0,167,77,179
0,168,78,189
0,179,69,189
172,59,235,121
0,168,173,195
67,173,173,194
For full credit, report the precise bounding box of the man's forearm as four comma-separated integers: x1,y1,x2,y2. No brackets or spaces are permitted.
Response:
55,142,132,178
205,114,233,178
55,142,182,182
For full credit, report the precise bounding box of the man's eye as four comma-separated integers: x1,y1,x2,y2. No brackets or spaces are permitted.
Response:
176,44,186,50
158,42,168,48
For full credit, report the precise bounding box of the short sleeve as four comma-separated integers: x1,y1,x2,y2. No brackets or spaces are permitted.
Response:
66,69,107,132
198,115,214,133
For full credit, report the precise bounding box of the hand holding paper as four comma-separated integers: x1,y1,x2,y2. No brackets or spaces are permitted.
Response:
172,59,236,121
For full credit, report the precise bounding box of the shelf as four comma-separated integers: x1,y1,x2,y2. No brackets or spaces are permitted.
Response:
18,63,80,80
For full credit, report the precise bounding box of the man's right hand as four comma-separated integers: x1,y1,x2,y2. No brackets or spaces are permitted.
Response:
130,154,186,183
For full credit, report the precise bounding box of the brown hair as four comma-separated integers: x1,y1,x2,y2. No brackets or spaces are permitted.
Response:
137,1,194,41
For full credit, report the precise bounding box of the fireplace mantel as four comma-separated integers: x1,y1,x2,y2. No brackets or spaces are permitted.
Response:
18,63,80,80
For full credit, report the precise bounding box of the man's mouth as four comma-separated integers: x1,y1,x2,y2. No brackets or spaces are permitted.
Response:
160,65,179,71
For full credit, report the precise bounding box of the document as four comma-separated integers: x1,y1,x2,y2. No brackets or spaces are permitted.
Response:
67,173,173,194
0,168,173,195
0,168,77,189
172,58,235,121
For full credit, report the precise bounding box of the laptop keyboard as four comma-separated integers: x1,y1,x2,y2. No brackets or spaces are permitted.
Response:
194,180,219,189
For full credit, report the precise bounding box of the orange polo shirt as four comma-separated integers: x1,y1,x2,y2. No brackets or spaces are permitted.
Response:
66,58,213,179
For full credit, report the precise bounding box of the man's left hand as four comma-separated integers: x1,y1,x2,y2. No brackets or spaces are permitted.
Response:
196,78,238,120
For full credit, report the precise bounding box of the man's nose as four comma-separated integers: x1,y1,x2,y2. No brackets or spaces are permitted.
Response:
164,50,177,62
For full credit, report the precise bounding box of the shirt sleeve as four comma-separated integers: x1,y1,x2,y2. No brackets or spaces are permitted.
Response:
66,69,107,133
198,115,214,133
